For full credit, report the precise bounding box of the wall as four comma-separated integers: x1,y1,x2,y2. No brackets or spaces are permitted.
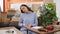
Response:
54,0,60,22
5,0,9,12
0,0,3,12
4,0,43,12
10,0,43,3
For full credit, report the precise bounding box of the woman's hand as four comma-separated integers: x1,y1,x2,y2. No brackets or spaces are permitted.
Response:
22,23,26,27
28,24,32,28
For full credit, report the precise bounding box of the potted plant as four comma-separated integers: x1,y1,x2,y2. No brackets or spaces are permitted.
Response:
39,3,58,26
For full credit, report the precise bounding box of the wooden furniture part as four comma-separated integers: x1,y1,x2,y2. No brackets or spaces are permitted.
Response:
1,12,10,23
0,12,2,23
9,17,19,27
7,9,16,21
0,27,22,34
7,9,16,15
0,12,10,23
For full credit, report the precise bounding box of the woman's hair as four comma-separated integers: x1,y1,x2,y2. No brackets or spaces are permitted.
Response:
20,4,33,13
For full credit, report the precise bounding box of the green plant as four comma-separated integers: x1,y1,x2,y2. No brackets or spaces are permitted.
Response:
39,3,58,26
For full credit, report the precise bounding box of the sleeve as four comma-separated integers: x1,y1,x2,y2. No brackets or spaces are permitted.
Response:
18,14,23,27
32,13,38,27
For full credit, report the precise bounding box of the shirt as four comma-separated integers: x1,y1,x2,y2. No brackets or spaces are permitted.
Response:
18,12,38,31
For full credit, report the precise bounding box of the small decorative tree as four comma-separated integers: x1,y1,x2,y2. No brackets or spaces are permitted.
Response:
39,3,58,26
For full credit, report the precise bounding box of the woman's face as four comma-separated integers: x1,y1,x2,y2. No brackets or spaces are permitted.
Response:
21,6,29,13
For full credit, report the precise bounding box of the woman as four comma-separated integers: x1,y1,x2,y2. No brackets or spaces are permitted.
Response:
18,4,38,34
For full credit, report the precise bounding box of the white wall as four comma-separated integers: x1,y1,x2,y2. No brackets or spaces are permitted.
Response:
0,0,3,12
54,0,60,22
10,3,27,11
10,2,43,11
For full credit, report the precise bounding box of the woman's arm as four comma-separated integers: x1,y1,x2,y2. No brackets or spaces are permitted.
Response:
32,13,38,27
18,14,23,27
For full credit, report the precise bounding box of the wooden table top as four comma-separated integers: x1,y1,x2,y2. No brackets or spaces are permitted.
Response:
23,25,60,34
0,27,22,34
0,25,60,34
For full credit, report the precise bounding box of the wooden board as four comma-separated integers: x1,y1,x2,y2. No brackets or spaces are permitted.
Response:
0,27,22,34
